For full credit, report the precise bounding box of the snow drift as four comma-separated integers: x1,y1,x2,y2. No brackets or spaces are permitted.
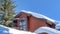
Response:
0,25,36,34
34,27,60,34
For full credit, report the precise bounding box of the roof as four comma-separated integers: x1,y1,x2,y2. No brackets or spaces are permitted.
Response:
21,10,55,22
34,27,60,34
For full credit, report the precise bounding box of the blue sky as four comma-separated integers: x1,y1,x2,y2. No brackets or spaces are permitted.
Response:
14,0,60,21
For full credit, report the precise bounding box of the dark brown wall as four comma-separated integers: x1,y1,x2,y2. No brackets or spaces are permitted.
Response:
17,12,27,18
28,16,48,32
15,12,48,32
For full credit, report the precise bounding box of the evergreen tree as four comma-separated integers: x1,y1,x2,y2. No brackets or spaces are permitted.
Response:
0,0,15,26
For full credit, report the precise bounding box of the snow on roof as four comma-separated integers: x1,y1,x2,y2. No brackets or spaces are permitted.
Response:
55,23,60,29
54,21,60,24
0,25,36,34
21,10,55,22
34,27,60,34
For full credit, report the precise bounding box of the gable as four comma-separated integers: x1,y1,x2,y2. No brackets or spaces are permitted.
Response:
15,12,28,18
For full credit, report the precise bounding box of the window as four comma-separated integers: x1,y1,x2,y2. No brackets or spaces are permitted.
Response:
19,18,27,31
19,20,26,26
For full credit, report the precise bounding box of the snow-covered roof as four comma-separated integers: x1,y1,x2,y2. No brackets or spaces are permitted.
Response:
0,25,36,34
34,27,60,34
21,10,55,22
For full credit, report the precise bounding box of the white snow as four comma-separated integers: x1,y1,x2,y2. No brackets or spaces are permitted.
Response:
34,27,60,34
54,21,60,24
21,10,55,22
0,25,36,34
55,23,60,30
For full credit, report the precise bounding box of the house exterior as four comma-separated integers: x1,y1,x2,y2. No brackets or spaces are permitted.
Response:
14,10,55,32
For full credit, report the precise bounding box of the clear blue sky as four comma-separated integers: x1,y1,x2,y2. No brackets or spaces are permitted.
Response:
14,0,60,21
